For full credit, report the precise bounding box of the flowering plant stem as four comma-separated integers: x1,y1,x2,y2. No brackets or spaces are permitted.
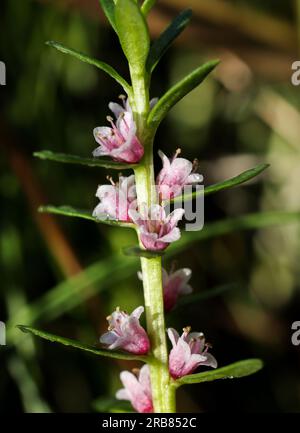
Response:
131,72,176,412
15,0,266,415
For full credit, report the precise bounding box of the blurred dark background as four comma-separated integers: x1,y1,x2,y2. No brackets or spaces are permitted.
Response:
1,0,300,413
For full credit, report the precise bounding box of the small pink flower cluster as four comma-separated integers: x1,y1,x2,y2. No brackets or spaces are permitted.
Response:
100,305,217,413
93,97,144,163
93,97,202,252
100,306,150,355
95,95,216,413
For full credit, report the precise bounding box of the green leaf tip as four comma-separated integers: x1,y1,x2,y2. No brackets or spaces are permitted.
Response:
148,59,220,129
45,40,130,92
147,9,193,73
45,40,55,47
169,162,269,205
17,325,148,361
115,0,150,72
17,325,30,334
38,205,134,229
176,358,263,387
141,0,156,16
99,0,118,33
33,150,137,169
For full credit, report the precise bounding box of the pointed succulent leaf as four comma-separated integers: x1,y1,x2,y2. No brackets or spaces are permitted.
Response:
176,211,300,254
169,163,269,205
148,60,219,130
115,0,150,73
34,150,137,170
175,359,263,387
7,211,300,345
147,9,192,73
38,205,135,229
46,41,131,93
141,0,156,16
18,325,148,361
99,0,117,33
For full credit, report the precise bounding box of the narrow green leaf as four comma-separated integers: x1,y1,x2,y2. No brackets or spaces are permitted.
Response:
146,9,192,73
148,60,219,129
6,255,137,344
93,397,134,413
99,0,117,33
169,163,269,205
34,150,137,170
38,205,135,229
7,211,300,345
203,163,269,197
141,0,156,16
175,283,239,309
177,211,300,254
46,41,131,93
122,246,165,258
18,325,148,361
115,0,150,72
176,359,263,387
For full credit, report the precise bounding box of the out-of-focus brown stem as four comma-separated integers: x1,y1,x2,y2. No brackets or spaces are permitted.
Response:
0,126,103,330
10,149,82,277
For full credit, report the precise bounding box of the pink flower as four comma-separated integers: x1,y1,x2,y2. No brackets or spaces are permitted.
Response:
162,267,193,311
138,267,193,312
168,327,217,379
93,175,137,222
116,365,153,413
93,97,144,163
156,149,203,201
100,306,150,355
129,205,185,251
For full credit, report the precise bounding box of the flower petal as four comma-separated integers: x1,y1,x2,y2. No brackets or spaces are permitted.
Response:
93,126,112,143
149,204,166,221
120,371,139,394
179,283,193,295
131,306,144,319
92,146,109,157
167,328,180,347
159,227,181,243
187,173,203,184
109,101,125,118
171,268,192,285
99,331,118,346
200,352,218,368
138,365,152,400
171,157,193,182
115,388,130,401
166,208,185,228
150,97,158,110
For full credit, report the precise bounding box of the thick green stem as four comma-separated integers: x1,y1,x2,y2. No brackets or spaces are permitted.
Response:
134,164,176,413
141,254,175,412
131,69,176,412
